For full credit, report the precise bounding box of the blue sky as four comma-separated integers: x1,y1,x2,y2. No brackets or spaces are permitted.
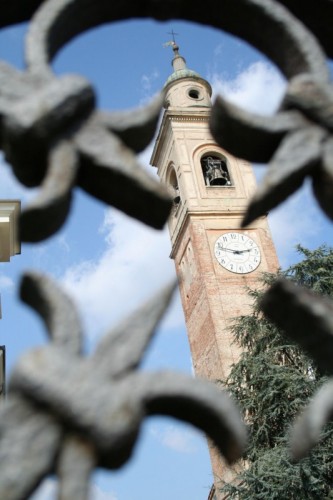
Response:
0,16,333,500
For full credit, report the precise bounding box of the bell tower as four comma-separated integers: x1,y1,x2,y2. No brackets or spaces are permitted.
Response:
150,43,279,494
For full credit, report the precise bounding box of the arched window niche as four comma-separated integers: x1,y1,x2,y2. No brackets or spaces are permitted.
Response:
167,166,181,208
201,154,232,187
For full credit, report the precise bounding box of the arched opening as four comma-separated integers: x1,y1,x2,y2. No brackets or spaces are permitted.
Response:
168,168,181,206
201,154,232,187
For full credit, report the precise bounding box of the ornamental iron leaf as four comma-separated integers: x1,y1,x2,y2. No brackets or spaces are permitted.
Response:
1,0,332,239
0,271,246,499
209,7,333,227
0,58,171,241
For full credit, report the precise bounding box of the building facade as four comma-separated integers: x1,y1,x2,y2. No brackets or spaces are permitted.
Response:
150,44,279,496
0,200,20,403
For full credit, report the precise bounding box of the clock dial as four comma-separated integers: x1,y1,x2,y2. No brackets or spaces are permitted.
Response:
214,232,261,274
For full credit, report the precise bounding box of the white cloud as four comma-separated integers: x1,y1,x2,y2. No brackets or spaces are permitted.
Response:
56,235,71,254
90,484,119,500
141,70,159,92
140,70,160,105
61,208,179,340
213,43,224,58
0,274,14,290
210,60,286,115
59,133,182,341
30,477,118,500
59,60,292,343
30,478,57,500
150,424,199,454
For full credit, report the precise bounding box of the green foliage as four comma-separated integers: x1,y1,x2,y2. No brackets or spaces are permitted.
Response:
219,246,333,498
286,245,333,297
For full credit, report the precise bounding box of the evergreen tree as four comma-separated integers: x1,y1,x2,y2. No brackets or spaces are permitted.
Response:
219,245,333,499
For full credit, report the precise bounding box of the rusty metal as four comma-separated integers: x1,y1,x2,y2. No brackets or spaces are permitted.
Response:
0,0,332,496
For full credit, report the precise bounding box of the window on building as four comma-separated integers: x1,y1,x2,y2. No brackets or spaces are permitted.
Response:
201,155,232,187
169,168,181,207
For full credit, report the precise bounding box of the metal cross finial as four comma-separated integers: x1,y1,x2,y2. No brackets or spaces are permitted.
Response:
167,30,179,44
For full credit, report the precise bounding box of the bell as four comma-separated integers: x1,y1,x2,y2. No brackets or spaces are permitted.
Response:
210,171,228,186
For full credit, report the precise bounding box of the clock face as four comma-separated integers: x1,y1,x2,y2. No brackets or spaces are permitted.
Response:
214,232,261,274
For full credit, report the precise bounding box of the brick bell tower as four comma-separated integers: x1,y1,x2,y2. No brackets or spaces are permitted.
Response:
150,43,279,494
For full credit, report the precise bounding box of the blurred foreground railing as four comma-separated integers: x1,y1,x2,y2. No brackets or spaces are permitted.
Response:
0,1,332,498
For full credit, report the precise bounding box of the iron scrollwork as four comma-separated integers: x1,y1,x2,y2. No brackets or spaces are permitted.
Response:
0,0,332,496
0,272,246,499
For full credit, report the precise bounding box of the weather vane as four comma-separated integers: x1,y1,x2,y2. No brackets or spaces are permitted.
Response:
163,29,179,48
168,30,179,43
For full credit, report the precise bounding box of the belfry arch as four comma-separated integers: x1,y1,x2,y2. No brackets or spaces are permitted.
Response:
201,153,232,187
167,164,181,205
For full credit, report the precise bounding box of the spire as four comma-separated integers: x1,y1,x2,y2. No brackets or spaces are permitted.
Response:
163,37,187,72
170,42,187,72
163,41,202,88
162,37,212,106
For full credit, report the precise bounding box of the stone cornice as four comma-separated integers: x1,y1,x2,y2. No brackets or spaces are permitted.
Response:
168,114,209,122
170,208,253,259
150,109,210,167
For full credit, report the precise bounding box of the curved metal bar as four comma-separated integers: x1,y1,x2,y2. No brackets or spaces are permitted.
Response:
94,281,176,379
313,137,333,221
0,396,61,500
99,93,165,154
260,278,333,376
279,0,333,59
26,0,328,82
11,267,247,479
2,73,95,186
210,97,307,163
10,346,246,470
20,140,78,242
0,0,329,236
138,371,247,464
0,0,43,28
10,345,145,468
242,126,326,226
2,0,332,64
57,435,96,500
282,74,333,132
75,117,172,230
20,271,83,354
290,379,333,460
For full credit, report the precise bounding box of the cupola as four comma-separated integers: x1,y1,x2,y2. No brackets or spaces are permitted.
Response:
163,42,212,109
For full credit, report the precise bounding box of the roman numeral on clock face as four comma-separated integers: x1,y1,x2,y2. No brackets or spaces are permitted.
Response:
214,232,261,274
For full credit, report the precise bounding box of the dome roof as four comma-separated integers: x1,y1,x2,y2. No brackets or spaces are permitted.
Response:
164,68,201,87
163,43,211,94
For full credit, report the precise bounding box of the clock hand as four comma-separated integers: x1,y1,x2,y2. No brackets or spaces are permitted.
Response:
219,248,238,253
220,248,250,254
231,249,250,255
